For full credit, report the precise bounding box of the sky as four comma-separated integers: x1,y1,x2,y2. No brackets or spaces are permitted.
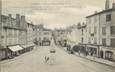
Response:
2,0,115,29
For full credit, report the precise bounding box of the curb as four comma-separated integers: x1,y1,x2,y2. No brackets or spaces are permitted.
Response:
60,47,115,68
74,53,115,68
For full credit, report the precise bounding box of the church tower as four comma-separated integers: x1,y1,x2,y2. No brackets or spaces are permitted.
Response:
105,0,110,10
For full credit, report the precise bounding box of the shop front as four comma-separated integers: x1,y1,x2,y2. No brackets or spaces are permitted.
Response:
86,45,98,57
105,51,113,60
42,40,51,46
101,46,115,61
72,45,80,52
7,45,23,58
0,48,7,60
99,50,104,58
21,43,35,53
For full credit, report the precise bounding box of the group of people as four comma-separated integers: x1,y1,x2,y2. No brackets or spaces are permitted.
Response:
44,48,56,65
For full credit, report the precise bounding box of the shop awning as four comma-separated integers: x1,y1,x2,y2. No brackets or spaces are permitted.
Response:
22,43,35,48
87,45,99,49
8,45,23,52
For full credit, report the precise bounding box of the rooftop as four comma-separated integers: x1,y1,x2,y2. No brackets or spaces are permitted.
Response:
1,15,15,21
43,28,52,31
86,8,115,18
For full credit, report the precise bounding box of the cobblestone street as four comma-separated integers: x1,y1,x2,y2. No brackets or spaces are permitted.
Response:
0,46,115,72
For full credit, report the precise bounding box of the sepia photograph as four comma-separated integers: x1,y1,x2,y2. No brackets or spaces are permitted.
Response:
0,0,115,72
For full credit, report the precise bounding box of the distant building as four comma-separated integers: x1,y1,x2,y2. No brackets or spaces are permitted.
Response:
53,29,68,47
67,24,82,46
27,23,36,45
37,25,52,46
77,23,87,44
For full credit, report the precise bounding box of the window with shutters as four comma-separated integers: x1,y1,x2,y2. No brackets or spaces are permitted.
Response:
102,27,106,35
102,38,106,46
111,38,115,47
106,14,111,22
111,26,115,35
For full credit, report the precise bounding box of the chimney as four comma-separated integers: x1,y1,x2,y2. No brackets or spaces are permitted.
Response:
112,3,115,9
8,14,12,18
21,16,25,22
20,15,26,28
105,0,110,10
16,14,20,26
8,14,12,25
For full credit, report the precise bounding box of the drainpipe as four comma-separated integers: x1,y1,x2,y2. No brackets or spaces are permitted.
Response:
98,14,101,58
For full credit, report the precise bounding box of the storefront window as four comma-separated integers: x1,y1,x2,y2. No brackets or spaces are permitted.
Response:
105,51,113,60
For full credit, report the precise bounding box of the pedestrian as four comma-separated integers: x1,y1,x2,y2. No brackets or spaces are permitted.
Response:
78,50,80,55
44,56,49,63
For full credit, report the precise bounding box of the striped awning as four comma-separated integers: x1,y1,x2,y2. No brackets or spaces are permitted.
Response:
8,45,23,52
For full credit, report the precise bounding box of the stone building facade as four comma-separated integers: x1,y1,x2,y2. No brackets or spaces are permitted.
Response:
0,0,2,59
81,0,115,61
0,14,27,60
27,23,36,45
37,25,52,46
77,23,87,44
53,29,69,47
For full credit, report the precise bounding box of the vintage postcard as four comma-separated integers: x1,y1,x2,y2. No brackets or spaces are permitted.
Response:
0,0,115,72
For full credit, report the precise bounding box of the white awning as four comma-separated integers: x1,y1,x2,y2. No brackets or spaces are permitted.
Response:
8,45,23,52
22,43,35,48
